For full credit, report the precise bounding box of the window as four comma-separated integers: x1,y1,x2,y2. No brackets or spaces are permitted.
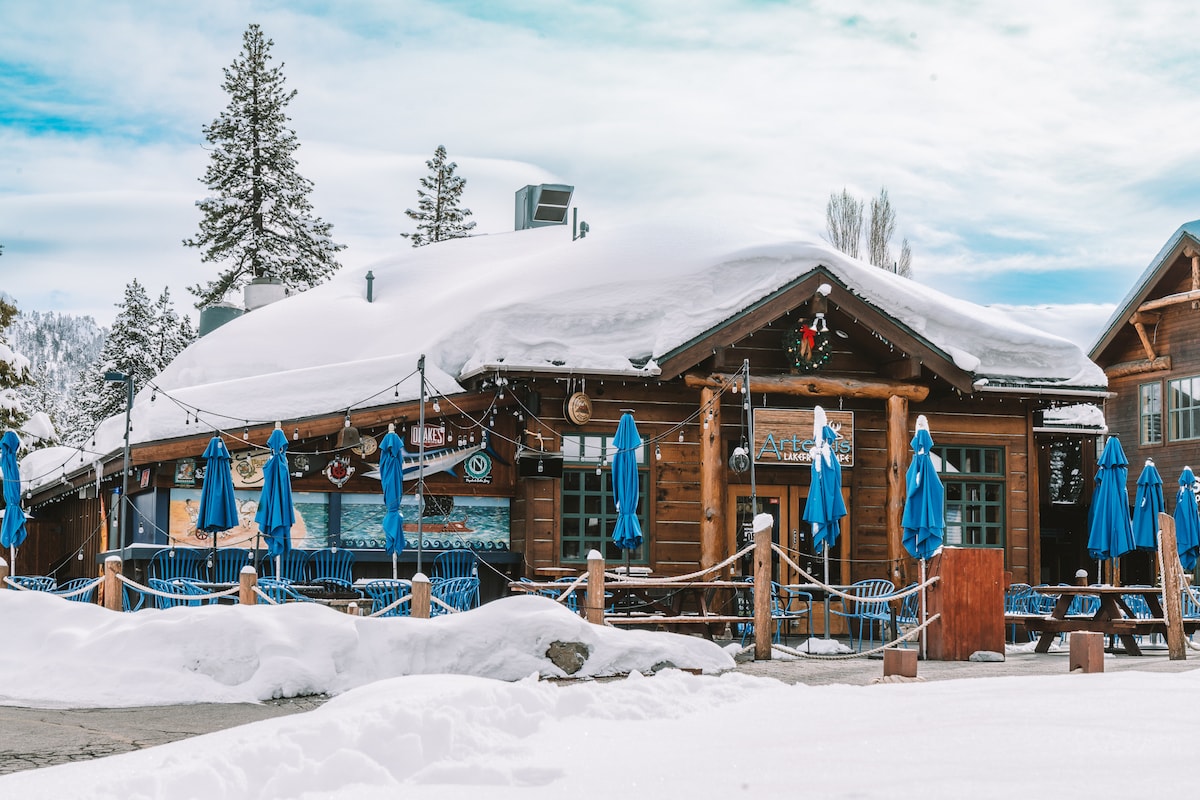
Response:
1168,377,1200,442
933,445,1005,548
560,433,648,563
1140,382,1162,445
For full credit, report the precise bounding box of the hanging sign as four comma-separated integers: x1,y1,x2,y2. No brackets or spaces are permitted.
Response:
410,423,447,448
752,408,854,467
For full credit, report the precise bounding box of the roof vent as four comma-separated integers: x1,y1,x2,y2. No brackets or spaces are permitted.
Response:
515,184,573,230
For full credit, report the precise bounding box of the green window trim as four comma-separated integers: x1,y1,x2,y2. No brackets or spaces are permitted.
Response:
560,433,649,564
933,445,1005,549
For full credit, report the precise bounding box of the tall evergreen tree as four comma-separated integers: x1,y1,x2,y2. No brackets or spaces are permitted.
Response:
150,288,196,374
184,23,345,309
0,296,33,434
403,145,476,247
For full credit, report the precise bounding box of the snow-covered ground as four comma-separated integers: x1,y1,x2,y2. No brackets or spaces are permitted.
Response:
2,589,1198,799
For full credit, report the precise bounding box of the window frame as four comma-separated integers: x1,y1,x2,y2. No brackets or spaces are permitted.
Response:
1167,376,1200,443
933,445,1006,549
559,433,649,564
1139,380,1163,446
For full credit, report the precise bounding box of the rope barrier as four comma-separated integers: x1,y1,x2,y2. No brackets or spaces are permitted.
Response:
755,613,943,661
252,586,279,605
430,595,461,614
2,576,34,590
50,577,103,600
114,573,241,601
366,593,414,617
602,542,756,584
771,543,938,602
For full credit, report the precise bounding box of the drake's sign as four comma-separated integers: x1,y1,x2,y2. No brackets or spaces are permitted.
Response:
752,408,854,467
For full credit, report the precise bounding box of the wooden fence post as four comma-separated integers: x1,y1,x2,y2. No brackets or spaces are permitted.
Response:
1158,512,1187,661
586,550,606,625
412,573,431,619
754,515,772,660
104,556,123,612
0,555,8,589
240,565,258,606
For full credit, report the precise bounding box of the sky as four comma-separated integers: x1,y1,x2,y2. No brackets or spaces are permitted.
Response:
4,2,1200,345
3,588,1200,798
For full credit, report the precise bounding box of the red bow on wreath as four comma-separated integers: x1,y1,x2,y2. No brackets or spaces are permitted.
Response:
799,325,816,348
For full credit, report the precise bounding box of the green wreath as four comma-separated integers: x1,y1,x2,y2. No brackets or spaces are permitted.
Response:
785,321,831,373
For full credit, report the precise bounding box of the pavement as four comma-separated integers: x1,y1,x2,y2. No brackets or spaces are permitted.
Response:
3,640,1199,776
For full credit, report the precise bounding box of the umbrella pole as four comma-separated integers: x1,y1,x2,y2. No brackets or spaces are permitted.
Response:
822,547,831,640
392,553,397,581
919,558,927,661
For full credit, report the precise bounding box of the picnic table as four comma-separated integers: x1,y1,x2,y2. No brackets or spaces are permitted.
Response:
1020,585,1200,656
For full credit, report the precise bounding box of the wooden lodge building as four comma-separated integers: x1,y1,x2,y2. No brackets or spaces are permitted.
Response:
15,214,1110,605
1091,220,1200,583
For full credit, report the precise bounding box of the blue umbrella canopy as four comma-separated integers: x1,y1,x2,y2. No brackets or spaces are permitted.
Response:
1086,436,1135,562
0,430,27,549
378,429,407,557
255,428,295,559
1131,459,1164,552
197,435,238,534
1175,467,1200,572
902,416,945,560
610,412,643,552
803,408,846,553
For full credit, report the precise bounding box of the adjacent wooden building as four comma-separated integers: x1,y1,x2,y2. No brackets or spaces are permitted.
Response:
16,228,1109,602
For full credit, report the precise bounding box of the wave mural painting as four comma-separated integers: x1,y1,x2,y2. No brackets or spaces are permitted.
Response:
340,494,510,551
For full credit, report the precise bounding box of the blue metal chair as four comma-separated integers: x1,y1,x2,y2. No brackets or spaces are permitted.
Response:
831,578,895,651
148,577,211,608
433,550,477,580
307,548,355,589
53,577,98,603
1004,582,1033,642
264,550,309,583
773,582,812,643
432,575,481,614
256,577,315,604
209,548,252,583
150,548,202,581
9,575,56,591
122,584,146,612
363,579,412,617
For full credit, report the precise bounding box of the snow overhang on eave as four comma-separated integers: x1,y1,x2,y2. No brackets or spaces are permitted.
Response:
1032,425,1107,435
971,381,1114,400
457,362,662,383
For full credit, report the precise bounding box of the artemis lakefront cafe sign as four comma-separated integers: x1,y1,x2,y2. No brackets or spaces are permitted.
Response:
752,408,854,467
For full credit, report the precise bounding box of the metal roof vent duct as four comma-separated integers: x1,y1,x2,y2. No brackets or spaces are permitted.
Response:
515,184,573,230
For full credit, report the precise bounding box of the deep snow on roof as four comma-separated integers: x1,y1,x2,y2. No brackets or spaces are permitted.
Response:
42,222,1106,472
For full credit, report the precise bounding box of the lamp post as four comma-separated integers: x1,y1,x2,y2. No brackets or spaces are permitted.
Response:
104,371,133,553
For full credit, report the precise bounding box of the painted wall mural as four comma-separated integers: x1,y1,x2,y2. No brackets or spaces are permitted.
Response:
340,494,510,551
169,489,331,550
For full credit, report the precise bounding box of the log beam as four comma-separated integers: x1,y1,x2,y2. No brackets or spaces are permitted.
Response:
1138,289,1200,313
698,386,723,572
684,372,929,402
1132,320,1158,362
1103,356,1172,379
885,395,908,585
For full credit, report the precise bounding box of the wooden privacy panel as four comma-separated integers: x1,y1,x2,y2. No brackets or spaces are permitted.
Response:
926,546,1004,661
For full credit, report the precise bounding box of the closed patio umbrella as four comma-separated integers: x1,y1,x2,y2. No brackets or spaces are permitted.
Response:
1174,467,1200,573
379,425,407,579
901,415,945,659
1087,436,1134,583
802,405,846,641
1,430,28,570
611,412,643,575
255,427,295,578
1131,459,1164,553
197,435,238,581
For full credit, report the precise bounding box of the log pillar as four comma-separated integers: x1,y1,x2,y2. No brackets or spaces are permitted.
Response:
240,565,258,606
754,521,772,661
104,556,123,612
699,386,724,572
1158,512,1187,661
885,395,908,585
412,573,431,619
586,551,606,625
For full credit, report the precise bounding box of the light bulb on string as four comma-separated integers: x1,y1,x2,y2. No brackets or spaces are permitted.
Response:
678,430,685,443
433,398,441,413
243,424,249,441
293,428,300,441
655,444,662,460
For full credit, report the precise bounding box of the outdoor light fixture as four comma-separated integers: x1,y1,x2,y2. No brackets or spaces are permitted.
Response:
337,413,361,449
103,370,134,553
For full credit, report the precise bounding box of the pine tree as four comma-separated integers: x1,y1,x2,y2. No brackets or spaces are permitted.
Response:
403,145,476,247
184,23,345,309
0,296,33,434
150,288,195,373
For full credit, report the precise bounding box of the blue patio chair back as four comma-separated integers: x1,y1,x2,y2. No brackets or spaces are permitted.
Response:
10,575,56,591
257,577,314,604
210,548,252,583
1030,587,1058,614
122,584,146,612
54,577,98,603
307,548,355,588
831,578,895,652
1004,582,1033,642
1066,590,1099,617
150,548,202,581
433,550,477,580
773,582,812,642
149,577,210,609
265,549,309,583
363,579,412,617
1183,587,1200,619
432,575,481,614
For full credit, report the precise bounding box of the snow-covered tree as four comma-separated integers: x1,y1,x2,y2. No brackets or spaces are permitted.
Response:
0,296,33,434
184,23,345,309
825,187,913,277
65,280,192,445
403,145,476,247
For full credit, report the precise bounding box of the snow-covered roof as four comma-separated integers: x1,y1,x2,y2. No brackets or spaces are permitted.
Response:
34,222,1106,477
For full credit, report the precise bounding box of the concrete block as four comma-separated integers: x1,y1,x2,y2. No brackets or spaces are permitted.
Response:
883,648,918,678
1069,632,1104,673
